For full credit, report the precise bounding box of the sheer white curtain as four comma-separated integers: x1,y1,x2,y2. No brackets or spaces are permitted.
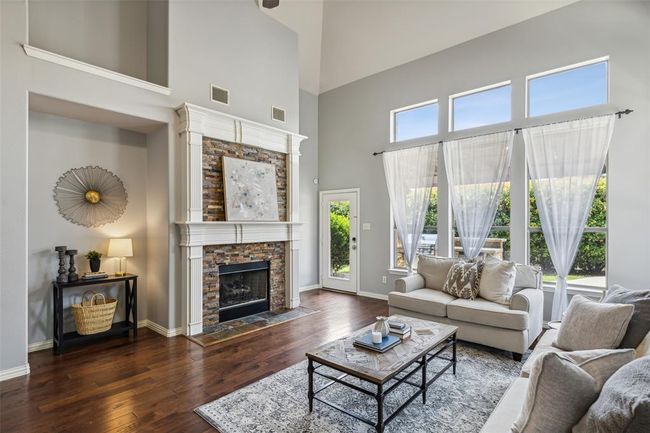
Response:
443,131,514,259
524,115,615,320
383,144,438,271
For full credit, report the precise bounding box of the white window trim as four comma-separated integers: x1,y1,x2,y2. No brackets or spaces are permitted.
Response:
525,56,610,118
448,80,511,132
390,98,439,143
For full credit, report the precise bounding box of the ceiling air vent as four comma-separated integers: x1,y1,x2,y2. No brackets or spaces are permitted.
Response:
272,106,286,123
211,85,229,105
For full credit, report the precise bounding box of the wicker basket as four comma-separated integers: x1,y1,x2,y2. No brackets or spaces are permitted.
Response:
71,291,118,335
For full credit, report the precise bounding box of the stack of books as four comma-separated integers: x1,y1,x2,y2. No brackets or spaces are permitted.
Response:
353,333,401,353
81,272,109,280
388,320,412,339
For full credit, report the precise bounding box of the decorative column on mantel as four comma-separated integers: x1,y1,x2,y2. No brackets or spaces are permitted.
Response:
175,103,307,336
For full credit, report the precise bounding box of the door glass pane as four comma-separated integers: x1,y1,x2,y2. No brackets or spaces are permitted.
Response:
329,200,351,279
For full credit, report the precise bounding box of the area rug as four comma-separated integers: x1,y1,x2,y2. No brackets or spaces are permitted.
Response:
188,306,320,347
195,343,524,432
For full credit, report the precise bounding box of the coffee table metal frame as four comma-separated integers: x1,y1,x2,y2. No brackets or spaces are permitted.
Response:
307,332,457,433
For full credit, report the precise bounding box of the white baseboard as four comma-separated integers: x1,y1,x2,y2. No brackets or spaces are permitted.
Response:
357,290,388,301
26,320,177,354
28,339,53,353
299,284,320,293
143,320,183,337
0,364,30,382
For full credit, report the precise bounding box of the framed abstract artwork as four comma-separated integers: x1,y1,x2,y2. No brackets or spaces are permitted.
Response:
222,157,279,221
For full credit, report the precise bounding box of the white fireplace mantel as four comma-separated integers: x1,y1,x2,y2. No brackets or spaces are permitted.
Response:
177,221,303,247
175,103,307,336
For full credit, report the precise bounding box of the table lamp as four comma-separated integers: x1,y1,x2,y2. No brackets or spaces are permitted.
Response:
107,238,133,276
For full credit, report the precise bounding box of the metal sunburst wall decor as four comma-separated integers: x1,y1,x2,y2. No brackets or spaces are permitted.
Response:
53,166,128,228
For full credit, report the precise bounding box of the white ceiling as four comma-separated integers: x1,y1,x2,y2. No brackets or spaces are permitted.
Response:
263,0,578,95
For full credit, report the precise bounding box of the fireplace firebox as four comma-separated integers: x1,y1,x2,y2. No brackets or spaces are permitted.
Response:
218,261,270,322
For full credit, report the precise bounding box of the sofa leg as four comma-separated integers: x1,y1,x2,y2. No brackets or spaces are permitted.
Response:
512,353,523,362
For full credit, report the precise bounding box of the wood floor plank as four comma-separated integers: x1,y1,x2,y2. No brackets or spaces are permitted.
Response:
0,290,387,433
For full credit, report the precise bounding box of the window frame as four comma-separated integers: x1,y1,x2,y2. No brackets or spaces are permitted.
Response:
525,56,610,118
389,98,439,144
448,80,512,132
526,165,609,291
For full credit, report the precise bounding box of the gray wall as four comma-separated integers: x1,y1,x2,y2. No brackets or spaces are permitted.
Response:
1,0,300,373
168,0,300,132
29,0,150,81
28,112,150,344
319,1,650,320
299,90,319,289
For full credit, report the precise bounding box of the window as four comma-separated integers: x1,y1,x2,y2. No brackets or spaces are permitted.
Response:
527,58,608,117
450,82,511,131
452,180,511,260
393,187,438,269
391,100,438,142
528,169,607,290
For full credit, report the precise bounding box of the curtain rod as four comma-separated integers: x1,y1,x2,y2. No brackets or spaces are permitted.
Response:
372,109,633,156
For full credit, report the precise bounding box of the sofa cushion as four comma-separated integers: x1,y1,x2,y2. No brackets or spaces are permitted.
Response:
512,352,600,433
573,356,650,433
442,261,483,300
559,349,636,388
521,329,563,378
513,264,542,292
387,289,456,317
416,255,459,291
637,330,650,358
479,259,516,304
554,295,634,351
479,377,529,433
602,285,650,348
447,298,528,331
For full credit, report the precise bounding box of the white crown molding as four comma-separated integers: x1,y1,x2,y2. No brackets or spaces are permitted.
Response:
22,44,172,96
176,103,307,154
0,364,30,382
177,221,303,247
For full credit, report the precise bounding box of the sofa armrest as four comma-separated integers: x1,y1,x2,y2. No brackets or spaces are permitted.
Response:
510,288,543,313
511,288,544,343
394,274,425,293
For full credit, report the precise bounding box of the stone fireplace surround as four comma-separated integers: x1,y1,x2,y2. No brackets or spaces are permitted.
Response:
176,103,306,336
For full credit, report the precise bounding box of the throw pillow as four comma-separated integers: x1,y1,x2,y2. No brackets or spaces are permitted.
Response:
554,295,634,351
511,352,600,433
442,261,483,300
602,285,650,348
573,356,650,433
636,330,650,358
417,255,459,291
478,259,517,304
558,349,636,389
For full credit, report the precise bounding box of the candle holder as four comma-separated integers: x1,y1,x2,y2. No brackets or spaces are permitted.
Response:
66,249,79,282
55,246,67,283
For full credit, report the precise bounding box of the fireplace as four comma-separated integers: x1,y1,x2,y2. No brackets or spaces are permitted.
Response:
218,261,270,322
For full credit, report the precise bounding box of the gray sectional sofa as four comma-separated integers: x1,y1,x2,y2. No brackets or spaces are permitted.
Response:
389,255,544,360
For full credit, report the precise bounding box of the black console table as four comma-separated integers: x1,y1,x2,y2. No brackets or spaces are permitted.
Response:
52,274,138,354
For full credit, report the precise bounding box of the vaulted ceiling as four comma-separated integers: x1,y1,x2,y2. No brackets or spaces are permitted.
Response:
262,0,578,95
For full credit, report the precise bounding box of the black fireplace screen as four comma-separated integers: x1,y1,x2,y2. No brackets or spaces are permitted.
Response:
218,261,270,321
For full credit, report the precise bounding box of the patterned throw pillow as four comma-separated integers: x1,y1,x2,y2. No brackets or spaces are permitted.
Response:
442,261,483,299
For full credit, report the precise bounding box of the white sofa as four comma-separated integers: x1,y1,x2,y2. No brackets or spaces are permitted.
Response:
389,255,544,360
480,328,650,433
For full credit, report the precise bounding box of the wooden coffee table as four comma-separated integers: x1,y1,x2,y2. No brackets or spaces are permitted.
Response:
306,315,458,433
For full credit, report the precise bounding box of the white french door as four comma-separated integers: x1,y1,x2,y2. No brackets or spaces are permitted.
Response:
320,189,359,293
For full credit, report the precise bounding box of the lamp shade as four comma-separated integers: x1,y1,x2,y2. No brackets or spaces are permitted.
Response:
107,238,133,257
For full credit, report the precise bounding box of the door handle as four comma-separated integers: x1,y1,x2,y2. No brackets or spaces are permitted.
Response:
352,237,357,242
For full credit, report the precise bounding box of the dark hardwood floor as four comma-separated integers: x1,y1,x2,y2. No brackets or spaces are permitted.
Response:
0,290,388,433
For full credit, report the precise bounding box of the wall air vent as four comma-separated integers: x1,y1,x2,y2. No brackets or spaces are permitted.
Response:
272,106,286,123
211,85,229,105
